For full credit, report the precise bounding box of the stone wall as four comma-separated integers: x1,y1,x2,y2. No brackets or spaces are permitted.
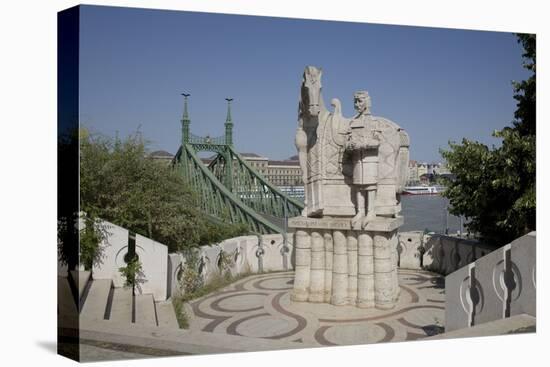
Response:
82,217,294,301
396,231,497,275
169,230,480,300
84,218,511,305
88,219,168,301
396,231,425,269
445,232,536,332
88,220,129,287
167,253,184,299
135,234,168,301
168,234,294,298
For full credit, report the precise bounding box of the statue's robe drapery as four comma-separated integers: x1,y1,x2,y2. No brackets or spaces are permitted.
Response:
302,111,409,218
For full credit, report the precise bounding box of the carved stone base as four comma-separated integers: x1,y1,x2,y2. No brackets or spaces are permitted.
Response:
289,216,402,309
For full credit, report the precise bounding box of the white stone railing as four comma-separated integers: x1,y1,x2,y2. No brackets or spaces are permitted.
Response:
168,234,293,298
77,217,294,301
79,216,523,308
168,231,493,298
444,232,536,332
397,231,497,275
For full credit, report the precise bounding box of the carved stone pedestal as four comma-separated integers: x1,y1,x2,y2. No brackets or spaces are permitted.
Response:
289,216,403,309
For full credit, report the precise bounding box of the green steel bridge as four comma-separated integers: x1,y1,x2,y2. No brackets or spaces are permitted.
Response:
173,95,304,234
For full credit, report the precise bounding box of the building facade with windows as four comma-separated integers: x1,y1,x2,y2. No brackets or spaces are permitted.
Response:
407,160,452,184
149,150,174,166
240,153,269,176
265,158,302,187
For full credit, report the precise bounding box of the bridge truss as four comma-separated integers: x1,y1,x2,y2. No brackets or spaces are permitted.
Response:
173,96,304,234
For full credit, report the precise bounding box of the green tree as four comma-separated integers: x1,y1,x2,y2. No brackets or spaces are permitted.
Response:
197,220,249,246
512,34,536,137
441,34,535,246
79,215,107,270
58,129,79,270
79,130,249,254
119,255,145,295
80,131,203,252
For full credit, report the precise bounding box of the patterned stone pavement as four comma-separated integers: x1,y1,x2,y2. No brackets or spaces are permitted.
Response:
186,269,445,347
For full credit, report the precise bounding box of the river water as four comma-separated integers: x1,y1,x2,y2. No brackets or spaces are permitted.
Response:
400,195,464,234
283,192,465,234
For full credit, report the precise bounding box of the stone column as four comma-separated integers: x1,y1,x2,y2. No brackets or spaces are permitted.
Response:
324,232,334,303
291,230,311,302
390,232,400,301
289,216,403,309
357,233,375,308
331,230,348,305
347,232,358,305
309,231,325,302
374,232,395,309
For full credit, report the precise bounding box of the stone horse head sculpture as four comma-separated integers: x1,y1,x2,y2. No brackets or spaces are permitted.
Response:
299,66,325,118
295,65,410,219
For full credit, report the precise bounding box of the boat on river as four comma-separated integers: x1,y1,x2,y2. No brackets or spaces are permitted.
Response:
402,185,446,195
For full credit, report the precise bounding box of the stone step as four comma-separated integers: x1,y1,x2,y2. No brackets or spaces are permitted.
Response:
77,318,315,356
428,314,536,340
135,294,157,327
69,270,91,301
155,301,180,329
78,271,91,300
109,287,133,324
57,276,77,316
80,279,112,320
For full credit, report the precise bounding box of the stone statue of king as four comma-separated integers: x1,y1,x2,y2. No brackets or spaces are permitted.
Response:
290,66,410,309
345,91,381,229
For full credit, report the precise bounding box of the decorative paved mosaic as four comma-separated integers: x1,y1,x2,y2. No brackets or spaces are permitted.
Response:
187,270,445,346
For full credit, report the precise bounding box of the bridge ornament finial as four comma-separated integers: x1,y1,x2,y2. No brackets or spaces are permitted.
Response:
224,98,234,146
181,93,191,145
290,65,410,310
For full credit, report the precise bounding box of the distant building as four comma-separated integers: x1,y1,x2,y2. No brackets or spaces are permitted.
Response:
199,152,302,188
417,162,428,178
240,152,269,175
240,153,303,187
154,150,449,190
149,150,173,165
433,162,451,175
408,160,419,183
266,157,302,186
407,160,452,184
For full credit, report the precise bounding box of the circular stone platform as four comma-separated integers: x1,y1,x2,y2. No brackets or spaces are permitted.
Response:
187,270,445,346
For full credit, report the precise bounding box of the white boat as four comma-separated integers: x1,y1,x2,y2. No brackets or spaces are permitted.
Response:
402,185,446,195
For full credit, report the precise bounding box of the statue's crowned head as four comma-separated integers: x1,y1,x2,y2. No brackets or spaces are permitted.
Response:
353,90,371,114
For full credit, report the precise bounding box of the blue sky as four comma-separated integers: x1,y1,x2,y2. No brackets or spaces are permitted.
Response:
79,5,530,162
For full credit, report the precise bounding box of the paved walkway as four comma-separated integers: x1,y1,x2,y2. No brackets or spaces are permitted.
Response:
186,269,445,346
